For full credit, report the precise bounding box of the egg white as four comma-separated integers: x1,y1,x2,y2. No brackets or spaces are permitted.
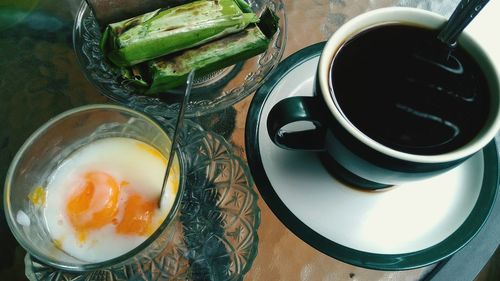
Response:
43,137,178,262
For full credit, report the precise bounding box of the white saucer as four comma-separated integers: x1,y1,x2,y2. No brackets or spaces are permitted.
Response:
245,43,499,270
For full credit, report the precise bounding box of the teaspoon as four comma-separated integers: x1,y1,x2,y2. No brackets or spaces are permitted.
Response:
158,70,195,208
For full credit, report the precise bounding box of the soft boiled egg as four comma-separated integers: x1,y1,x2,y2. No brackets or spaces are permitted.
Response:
43,137,179,262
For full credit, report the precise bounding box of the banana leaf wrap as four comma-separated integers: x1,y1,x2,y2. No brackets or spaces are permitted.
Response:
86,0,192,27
122,8,279,93
100,0,258,67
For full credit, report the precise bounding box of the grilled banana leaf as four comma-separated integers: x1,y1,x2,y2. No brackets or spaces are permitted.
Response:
86,0,192,27
101,0,258,67
123,8,279,93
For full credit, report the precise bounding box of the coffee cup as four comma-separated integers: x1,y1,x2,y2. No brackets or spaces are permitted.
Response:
267,7,500,189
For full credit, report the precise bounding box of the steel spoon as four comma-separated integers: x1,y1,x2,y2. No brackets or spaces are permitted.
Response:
437,0,490,47
158,70,195,208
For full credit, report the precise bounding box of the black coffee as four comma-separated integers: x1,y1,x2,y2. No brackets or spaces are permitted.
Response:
330,24,490,155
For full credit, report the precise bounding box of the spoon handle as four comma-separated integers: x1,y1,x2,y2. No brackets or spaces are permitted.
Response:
437,0,490,46
158,70,195,208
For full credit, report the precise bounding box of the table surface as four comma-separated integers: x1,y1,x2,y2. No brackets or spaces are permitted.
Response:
0,0,498,280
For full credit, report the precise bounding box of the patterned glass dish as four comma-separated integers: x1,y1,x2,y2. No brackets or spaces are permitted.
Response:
24,119,260,281
73,0,287,117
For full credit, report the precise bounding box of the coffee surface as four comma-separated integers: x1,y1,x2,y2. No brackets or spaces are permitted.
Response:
330,24,490,155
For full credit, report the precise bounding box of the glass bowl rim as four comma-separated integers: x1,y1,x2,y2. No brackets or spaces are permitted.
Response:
3,104,187,272
72,0,288,118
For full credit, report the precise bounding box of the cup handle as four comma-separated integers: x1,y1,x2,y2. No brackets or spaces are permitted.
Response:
267,96,327,151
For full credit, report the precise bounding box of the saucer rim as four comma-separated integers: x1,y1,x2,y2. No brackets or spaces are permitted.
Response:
245,42,499,270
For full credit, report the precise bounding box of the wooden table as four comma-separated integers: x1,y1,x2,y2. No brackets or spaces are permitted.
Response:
0,0,498,280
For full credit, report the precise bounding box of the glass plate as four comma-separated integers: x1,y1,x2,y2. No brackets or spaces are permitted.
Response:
24,120,260,281
73,0,287,117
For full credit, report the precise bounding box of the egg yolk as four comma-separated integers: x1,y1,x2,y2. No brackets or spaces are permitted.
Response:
65,171,163,241
116,193,157,236
28,186,46,207
136,142,167,165
66,172,120,241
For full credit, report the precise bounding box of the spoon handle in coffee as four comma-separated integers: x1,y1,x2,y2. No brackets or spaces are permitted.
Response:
437,0,490,46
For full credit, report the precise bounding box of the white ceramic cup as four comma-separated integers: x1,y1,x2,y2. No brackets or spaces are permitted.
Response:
268,7,500,188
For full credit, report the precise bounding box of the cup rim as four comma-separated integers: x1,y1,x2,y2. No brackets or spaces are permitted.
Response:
3,104,186,271
318,7,500,164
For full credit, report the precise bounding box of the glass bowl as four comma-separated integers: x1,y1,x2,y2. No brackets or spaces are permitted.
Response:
73,0,287,117
3,104,185,272
24,119,260,281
